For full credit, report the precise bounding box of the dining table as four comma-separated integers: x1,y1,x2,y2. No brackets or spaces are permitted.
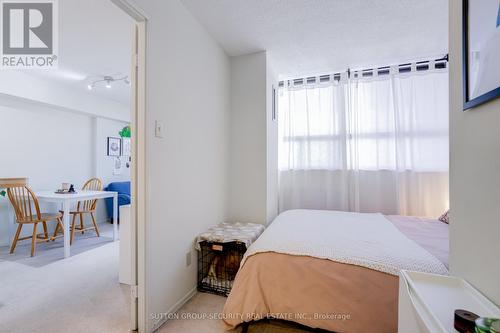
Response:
35,190,119,258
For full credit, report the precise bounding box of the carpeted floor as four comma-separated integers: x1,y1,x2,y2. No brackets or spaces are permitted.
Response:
0,223,309,333
157,292,310,333
0,223,114,267
0,223,130,333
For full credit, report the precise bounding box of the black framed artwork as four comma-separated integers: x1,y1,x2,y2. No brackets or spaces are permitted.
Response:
107,137,121,156
463,0,500,110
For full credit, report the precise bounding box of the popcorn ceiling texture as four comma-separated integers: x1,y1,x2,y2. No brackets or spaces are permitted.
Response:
181,0,448,78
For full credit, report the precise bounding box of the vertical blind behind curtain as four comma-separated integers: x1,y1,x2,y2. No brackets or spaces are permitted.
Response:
278,64,449,217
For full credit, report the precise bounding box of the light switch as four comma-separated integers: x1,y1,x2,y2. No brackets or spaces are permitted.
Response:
155,120,164,138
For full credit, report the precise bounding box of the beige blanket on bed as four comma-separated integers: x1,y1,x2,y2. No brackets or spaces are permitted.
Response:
224,252,399,332
222,212,449,332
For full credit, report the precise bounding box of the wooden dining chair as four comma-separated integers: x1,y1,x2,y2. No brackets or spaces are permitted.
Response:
0,178,64,257
55,178,103,244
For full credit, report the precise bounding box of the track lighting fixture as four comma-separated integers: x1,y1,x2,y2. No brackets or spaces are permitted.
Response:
86,75,129,90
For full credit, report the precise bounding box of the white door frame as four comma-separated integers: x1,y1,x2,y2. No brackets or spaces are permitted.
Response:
110,1,148,332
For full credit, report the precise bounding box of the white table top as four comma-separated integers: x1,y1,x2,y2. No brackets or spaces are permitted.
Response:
22,190,120,258
35,190,117,202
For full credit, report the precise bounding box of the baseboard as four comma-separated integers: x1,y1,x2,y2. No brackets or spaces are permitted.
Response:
151,286,197,332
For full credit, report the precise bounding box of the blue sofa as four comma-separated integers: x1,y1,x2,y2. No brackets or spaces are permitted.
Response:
104,181,131,223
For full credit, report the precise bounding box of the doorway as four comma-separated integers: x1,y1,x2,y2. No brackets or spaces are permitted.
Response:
0,0,147,332
110,1,147,331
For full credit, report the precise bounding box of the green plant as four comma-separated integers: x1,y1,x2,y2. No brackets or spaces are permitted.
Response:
0,190,6,197
119,125,131,138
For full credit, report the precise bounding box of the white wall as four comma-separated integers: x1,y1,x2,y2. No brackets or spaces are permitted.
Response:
94,118,131,185
131,0,230,331
0,104,94,245
227,52,268,224
449,0,500,305
266,64,279,223
0,101,130,245
0,66,131,232
94,117,131,223
227,52,279,225
0,71,129,122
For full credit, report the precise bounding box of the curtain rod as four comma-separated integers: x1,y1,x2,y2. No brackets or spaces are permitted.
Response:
279,54,449,87
349,53,449,76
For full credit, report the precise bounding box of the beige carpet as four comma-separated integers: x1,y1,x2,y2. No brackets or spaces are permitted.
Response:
157,292,310,333
0,223,114,267
0,224,130,333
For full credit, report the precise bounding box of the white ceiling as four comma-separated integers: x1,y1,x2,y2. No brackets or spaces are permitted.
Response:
181,0,449,79
27,0,133,105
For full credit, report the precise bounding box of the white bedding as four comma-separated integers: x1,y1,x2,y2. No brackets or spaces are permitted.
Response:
242,209,448,276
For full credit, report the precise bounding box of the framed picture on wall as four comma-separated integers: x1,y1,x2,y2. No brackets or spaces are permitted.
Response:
107,137,121,156
463,0,500,110
121,138,131,157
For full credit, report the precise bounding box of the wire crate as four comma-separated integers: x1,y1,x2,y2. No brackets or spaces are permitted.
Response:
197,241,247,296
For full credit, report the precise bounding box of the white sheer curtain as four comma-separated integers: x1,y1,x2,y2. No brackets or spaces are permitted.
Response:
278,67,449,217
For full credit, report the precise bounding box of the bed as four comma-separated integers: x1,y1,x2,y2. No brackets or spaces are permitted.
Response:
222,209,449,333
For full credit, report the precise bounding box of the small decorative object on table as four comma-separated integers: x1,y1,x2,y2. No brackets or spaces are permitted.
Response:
55,183,76,194
454,309,479,333
195,222,265,296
